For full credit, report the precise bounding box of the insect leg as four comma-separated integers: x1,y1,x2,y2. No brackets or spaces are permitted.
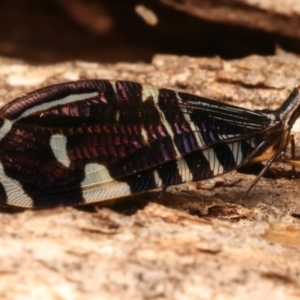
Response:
287,134,296,178
242,150,279,200
158,185,167,199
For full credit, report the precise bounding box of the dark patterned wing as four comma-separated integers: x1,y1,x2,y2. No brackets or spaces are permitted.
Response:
0,80,281,208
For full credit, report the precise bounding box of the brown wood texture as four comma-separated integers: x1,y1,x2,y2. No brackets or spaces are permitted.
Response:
0,52,300,299
161,0,300,39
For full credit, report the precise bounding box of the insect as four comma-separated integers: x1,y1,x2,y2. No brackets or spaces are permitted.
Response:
0,80,299,208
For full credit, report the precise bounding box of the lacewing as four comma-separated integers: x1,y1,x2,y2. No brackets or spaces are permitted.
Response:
0,80,299,208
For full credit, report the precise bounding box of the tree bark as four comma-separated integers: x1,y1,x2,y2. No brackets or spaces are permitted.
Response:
0,51,300,299
161,0,300,39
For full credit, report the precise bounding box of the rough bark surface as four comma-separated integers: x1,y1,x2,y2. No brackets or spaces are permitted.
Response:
161,0,300,39
1,52,300,299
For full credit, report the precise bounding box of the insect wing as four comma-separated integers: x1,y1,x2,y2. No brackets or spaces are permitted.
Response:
0,80,281,208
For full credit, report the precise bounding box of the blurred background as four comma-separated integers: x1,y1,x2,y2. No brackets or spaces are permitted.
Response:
1,0,300,64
